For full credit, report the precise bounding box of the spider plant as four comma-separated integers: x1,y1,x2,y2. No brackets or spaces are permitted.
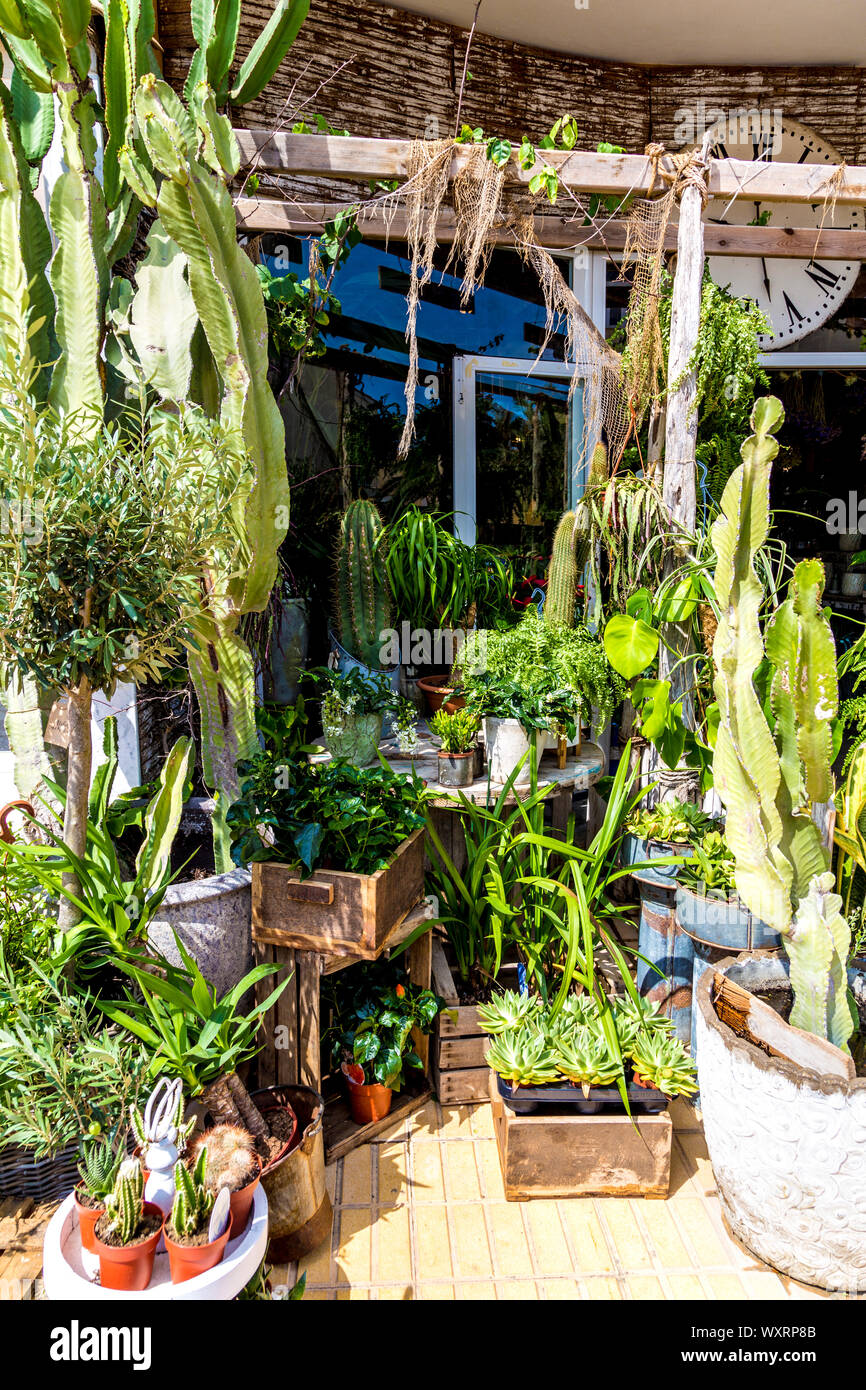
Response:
378,507,477,633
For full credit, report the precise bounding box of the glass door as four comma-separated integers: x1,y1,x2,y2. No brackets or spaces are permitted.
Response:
452,356,584,553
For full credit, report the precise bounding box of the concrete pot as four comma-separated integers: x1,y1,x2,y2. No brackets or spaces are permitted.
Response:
261,598,309,706
148,868,252,998
695,953,866,1293
483,717,531,787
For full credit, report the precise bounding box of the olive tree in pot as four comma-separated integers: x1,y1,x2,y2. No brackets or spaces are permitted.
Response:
698,395,866,1293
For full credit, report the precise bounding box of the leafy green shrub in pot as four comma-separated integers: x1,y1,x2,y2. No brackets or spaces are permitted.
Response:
626,799,715,847
430,708,478,787
312,666,395,765
74,1131,126,1252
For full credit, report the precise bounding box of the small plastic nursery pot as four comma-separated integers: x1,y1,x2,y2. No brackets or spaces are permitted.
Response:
92,1202,164,1292
72,1186,104,1255
342,1062,393,1124
227,1153,262,1235
437,749,475,787
164,1213,234,1285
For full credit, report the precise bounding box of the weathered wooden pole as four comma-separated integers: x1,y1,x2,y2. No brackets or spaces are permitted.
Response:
657,136,711,796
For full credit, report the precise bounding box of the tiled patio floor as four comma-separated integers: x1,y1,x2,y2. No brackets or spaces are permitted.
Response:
274,1097,858,1301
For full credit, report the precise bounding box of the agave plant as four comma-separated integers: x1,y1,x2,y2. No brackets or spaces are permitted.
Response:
550,1025,622,1096
485,1022,559,1088
476,991,542,1036
630,1029,698,1097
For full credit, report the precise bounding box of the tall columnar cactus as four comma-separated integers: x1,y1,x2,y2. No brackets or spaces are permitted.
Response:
335,499,392,667
170,1148,214,1238
711,396,854,1051
102,1158,146,1245
546,441,608,627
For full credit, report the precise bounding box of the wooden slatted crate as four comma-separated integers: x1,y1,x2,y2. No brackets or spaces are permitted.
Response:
430,939,491,1104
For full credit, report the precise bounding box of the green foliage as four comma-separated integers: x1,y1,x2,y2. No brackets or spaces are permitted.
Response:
170,1147,214,1238
258,208,360,365
334,498,392,668
102,1158,146,1246
323,959,441,1090
97,932,292,1095
626,799,714,846
379,507,476,632
77,1131,124,1204
545,510,580,628
430,707,478,753
227,753,426,877
0,958,148,1157
311,665,397,720
678,829,736,896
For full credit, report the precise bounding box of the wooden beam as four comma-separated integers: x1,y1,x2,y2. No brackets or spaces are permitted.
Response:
234,131,866,206
236,197,866,260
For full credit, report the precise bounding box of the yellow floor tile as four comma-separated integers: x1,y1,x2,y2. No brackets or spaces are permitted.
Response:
437,1105,476,1137
476,1139,506,1200
298,1236,333,1288
639,1200,692,1269
452,1203,494,1279
496,1279,539,1300
524,1200,571,1276
417,1284,454,1299
377,1143,409,1206
374,1112,409,1142
375,1203,412,1284
302,1288,332,1300
707,1273,748,1300
337,1288,369,1300
671,1199,730,1267
668,1143,702,1200
409,1101,441,1140
325,1164,337,1201
412,1140,446,1202
543,1279,582,1299
599,1202,653,1270
469,1105,495,1139
628,1276,664,1299
486,1201,536,1278
375,1285,413,1300
668,1274,706,1299
584,1276,622,1299
415,1204,454,1279
443,1139,482,1201
678,1132,718,1197
459,1282,497,1300
336,1206,372,1286
560,1202,614,1273
340,1147,373,1206
741,1269,791,1299
670,1097,702,1132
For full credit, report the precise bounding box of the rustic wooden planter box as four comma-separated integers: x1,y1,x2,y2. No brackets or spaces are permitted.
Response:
251,827,426,958
490,1072,672,1200
430,938,493,1104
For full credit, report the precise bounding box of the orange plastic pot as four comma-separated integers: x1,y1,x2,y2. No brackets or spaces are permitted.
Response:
342,1064,393,1125
93,1202,164,1292
73,1186,105,1255
227,1155,262,1235
164,1214,234,1285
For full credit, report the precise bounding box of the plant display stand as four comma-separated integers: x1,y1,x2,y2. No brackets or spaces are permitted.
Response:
430,938,491,1104
42,1187,269,1301
490,1072,672,1200
254,898,436,1163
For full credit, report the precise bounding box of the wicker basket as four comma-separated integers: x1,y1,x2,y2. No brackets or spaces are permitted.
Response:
0,1142,79,1202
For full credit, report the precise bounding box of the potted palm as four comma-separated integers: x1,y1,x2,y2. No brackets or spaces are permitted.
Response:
92,1158,164,1292
430,708,479,787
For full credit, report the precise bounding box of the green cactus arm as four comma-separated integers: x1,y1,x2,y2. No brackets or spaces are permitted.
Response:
336,500,391,667
790,559,837,804
188,631,257,873
202,0,241,104
88,715,119,825
46,165,108,424
711,396,793,931
0,79,55,395
9,62,53,165
128,221,199,399
133,735,193,898
229,0,310,107
545,511,578,628
189,80,240,179
2,675,62,802
787,872,854,1051
103,0,135,210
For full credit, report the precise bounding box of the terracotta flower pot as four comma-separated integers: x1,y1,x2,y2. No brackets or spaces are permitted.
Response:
417,673,465,716
227,1154,262,1235
164,1213,234,1285
93,1202,164,1292
73,1186,105,1255
342,1062,393,1124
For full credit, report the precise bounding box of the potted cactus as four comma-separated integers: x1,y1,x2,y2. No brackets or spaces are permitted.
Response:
696,396,866,1293
430,708,478,787
92,1159,164,1292
164,1149,233,1284
187,1124,264,1235
74,1134,124,1256
331,499,394,679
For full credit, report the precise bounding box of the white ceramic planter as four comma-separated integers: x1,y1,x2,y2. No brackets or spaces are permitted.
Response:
148,868,252,997
695,954,866,1293
42,1186,268,1300
483,717,531,786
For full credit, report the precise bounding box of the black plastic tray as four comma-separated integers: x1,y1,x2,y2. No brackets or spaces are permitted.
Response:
496,1072,668,1116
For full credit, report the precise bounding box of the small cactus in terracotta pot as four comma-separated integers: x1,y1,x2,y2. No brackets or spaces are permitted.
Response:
187,1124,262,1234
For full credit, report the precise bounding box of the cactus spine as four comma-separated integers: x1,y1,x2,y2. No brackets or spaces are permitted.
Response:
102,1158,145,1245
335,499,392,667
711,396,854,1050
170,1147,214,1238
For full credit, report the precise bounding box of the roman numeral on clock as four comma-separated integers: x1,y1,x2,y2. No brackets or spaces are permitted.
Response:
782,291,803,327
804,261,841,294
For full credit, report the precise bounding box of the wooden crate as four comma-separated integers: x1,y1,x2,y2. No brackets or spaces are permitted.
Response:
430,939,491,1103
252,826,426,957
490,1072,672,1200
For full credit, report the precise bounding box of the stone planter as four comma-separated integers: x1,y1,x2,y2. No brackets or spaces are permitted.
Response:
695,952,866,1293
483,717,531,786
148,868,252,998
261,598,309,706
324,711,382,766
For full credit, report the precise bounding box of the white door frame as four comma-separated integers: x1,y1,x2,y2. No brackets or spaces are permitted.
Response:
452,355,583,545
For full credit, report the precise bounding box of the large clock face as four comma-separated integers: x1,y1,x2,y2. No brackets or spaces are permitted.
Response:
704,115,864,349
